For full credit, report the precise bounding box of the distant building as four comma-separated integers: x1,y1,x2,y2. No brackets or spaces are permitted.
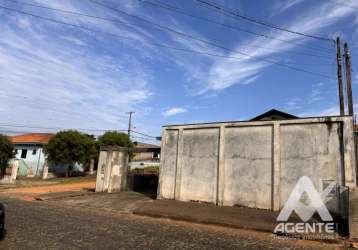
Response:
132,142,161,162
10,133,54,176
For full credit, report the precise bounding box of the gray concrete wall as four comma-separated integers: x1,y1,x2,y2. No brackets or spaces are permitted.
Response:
158,116,356,214
158,130,178,199
95,147,128,193
349,188,358,240
179,128,219,203
279,123,341,213
223,125,272,209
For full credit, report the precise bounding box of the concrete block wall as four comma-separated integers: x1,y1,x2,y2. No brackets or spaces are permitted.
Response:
95,147,128,193
158,116,357,214
350,188,358,240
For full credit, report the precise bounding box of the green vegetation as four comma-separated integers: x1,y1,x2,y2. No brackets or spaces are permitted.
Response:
97,131,133,148
0,134,15,177
97,131,134,159
43,130,135,176
130,165,160,174
43,130,97,176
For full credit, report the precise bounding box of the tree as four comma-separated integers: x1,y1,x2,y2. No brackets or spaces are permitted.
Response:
97,131,134,159
43,130,96,176
97,131,133,148
0,134,15,177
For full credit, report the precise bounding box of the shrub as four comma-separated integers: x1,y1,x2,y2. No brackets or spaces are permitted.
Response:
0,134,15,177
43,130,96,176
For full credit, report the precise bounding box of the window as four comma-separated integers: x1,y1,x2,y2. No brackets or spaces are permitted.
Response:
32,149,37,155
21,149,27,159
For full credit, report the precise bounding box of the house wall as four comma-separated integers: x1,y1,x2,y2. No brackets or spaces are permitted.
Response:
133,152,158,161
158,116,356,215
14,144,45,176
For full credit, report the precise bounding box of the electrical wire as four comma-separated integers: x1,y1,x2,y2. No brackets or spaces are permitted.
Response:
137,0,334,56
3,0,334,61
84,0,336,79
0,123,127,132
131,130,157,138
0,5,335,79
194,0,334,42
0,123,159,139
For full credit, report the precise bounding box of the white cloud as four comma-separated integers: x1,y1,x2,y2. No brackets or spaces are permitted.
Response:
162,107,187,117
180,1,357,94
286,97,302,110
0,6,154,131
274,0,306,14
300,104,358,117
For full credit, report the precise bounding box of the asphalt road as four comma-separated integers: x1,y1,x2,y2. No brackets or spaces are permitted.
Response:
0,196,345,250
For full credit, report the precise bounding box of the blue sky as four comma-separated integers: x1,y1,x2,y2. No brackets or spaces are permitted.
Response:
0,0,357,142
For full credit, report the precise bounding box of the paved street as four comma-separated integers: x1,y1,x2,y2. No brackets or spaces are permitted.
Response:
0,196,346,250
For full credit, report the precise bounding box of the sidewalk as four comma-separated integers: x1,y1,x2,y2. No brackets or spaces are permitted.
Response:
134,199,280,233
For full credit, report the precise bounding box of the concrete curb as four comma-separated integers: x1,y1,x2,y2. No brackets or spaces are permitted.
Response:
133,209,274,233
34,191,97,201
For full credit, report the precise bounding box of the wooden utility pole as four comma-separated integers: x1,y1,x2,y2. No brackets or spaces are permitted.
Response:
126,111,135,138
344,42,354,116
336,37,345,115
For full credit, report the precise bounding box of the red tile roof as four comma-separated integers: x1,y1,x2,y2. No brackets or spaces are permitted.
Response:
10,133,54,145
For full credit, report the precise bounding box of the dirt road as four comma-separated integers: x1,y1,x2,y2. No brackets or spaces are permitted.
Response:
1,180,95,201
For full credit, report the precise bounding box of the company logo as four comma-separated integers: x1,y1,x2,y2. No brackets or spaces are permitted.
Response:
274,176,337,239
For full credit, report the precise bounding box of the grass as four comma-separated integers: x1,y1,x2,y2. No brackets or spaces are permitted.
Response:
130,165,160,174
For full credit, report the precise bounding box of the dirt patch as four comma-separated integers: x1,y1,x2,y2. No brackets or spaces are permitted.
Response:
2,181,95,201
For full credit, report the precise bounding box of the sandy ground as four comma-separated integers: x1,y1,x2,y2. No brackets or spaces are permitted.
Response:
0,181,95,201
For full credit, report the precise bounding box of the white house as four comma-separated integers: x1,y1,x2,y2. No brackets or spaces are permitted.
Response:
10,133,54,176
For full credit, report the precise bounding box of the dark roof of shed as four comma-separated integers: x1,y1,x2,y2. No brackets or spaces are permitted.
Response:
250,109,298,121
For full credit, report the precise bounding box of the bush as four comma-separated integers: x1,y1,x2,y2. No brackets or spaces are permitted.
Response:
43,130,96,176
0,134,15,177
97,131,133,148
97,131,134,160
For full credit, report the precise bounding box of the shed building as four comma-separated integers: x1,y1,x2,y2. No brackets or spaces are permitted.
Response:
158,112,356,218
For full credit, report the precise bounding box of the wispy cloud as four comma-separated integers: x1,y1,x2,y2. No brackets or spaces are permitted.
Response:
299,103,358,117
286,97,302,110
162,107,187,117
274,0,306,14
0,3,154,130
180,1,356,94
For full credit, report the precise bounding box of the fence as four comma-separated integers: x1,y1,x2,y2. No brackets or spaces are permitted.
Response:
158,116,356,214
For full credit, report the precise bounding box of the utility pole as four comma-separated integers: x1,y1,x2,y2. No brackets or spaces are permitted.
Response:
336,37,345,116
126,111,135,138
344,42,354,116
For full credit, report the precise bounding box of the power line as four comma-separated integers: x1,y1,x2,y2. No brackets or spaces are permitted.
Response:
84,0,336,79
132,135,158,141
0,123,158,138
131,130,157,139
194,0,334,42
0,128,159,142
0,5,335,79
0,6,247,59
0,123,127,132
1,0,334,64
138,0,333,56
